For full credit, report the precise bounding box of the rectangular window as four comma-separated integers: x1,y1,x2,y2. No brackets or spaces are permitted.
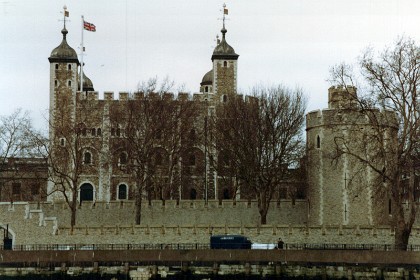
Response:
31,184,40,195
12,183,21,195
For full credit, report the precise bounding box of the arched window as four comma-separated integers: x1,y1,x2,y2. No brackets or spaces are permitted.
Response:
316,135,321,149
55,64,59,70
155,153,163,166
205,86,209,92
222,95,228,103
223,61,227,67
119,152,128,165
220,151,230,167
80,183,94,202
97,128,102,136
388,199,392,215
190,188,197,200
118,184,128,200
60,138,66,147
189,154,196,166
68,80,72,87
189,129,196,141
68,64,71,70
83,151,92,164
91,128,96,136
223,188,231,199
116,128,121,137
54,80,58,87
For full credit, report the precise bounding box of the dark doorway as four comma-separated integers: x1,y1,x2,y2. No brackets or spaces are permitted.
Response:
190,188,197,200
80,183,94,202
118,184,127,200
223,188,231,199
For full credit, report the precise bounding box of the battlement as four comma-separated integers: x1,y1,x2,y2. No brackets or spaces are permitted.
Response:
75,91,213,103
328,85,358,110
306,107,398,130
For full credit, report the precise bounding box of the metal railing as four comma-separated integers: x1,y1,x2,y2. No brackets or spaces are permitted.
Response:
2,243,420,251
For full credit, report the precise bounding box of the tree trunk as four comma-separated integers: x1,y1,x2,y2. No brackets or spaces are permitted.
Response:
259,203,268,225
135,186,142,225
394,223,410,250
260,212,267,225
70,195,77,231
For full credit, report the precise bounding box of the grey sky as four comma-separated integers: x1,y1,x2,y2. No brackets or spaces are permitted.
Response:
0,0,419,129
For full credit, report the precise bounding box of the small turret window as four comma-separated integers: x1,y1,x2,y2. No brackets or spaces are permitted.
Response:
316,135,321,149
223,61,227,67
83,151,92,164
189,154,196,166
68,81,72,87
205,86,209,92
55,64,59,70
54,80,58,87
68,64,71,70
388,199,392,215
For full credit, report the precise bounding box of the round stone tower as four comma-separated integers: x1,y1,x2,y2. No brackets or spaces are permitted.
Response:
306,86,398,226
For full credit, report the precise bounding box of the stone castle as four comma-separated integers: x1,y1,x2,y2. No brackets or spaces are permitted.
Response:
1,12,414,246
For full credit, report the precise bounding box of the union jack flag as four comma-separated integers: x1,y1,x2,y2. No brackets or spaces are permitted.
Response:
83,21,96,32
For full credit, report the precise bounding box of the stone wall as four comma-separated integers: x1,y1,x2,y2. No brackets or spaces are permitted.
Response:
40,199,307,228
3,201,420,246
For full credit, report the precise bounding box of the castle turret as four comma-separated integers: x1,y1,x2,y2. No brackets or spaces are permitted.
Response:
211,7,239,101
48,24,80,139
78,70,95,92
306,86,398,226
47,11,80,200
200,69,213,93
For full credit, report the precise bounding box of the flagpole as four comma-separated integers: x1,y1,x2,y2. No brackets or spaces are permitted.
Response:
80,15,84,92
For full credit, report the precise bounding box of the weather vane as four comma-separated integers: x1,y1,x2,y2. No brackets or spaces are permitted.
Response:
60,5,69,28
222,3,228,29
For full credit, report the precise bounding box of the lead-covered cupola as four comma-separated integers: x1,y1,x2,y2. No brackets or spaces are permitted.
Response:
49,27,79,64
211,27,239,61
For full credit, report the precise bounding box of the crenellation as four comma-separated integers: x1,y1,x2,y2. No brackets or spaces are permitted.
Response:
119,91,128,101
104,91,114,100
163,92,174,100
87,91,98,100
178,92,190,101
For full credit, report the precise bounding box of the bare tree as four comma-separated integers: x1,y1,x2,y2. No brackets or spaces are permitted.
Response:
123,78,198,224
214,85,307,224
329,37,420,249
0,109,46,200
0,109,38,164
40,96,102,230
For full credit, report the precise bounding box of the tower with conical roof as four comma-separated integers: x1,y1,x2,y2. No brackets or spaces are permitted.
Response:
207,4,239,101
48,7,80,139
47,7,81,200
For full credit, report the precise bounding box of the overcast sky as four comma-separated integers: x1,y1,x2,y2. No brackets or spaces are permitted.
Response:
1,0,419,129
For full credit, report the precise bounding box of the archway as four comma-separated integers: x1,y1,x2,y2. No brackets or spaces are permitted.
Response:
118,184,128,200
223,188,231,199
80,183,94,202
1,224,15,250
190,188,197,200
